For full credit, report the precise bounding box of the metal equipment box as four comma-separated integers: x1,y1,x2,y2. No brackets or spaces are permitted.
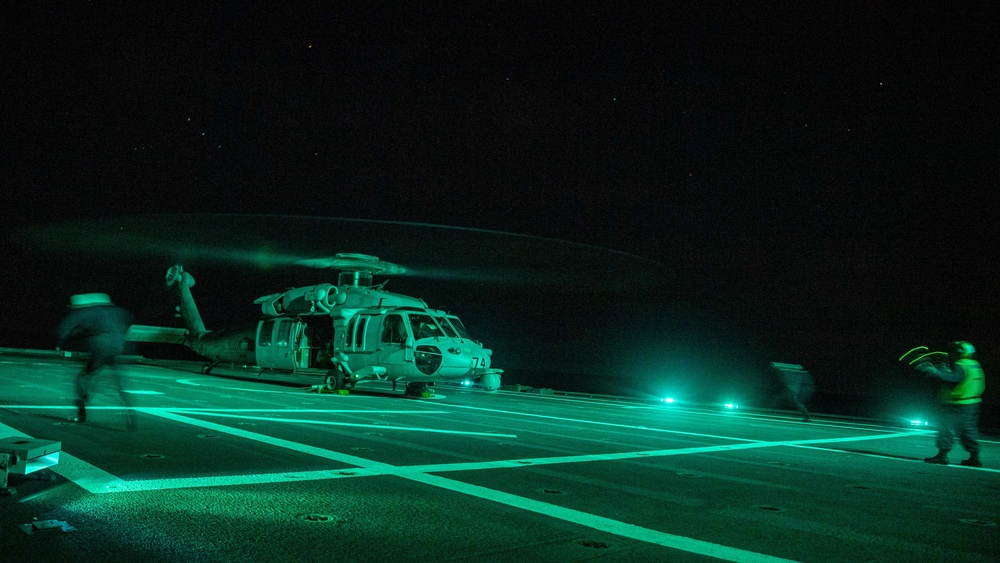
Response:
0,437,62,475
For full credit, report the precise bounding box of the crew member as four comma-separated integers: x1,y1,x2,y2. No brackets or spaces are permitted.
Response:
55,293,136,430
770,362,815,422
914,341,986,467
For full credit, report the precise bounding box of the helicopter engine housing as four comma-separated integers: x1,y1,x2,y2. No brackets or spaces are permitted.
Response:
256,284,344,317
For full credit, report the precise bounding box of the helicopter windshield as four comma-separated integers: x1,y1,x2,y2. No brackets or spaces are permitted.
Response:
445,315,471,339
408,313,445,340
433,314,459,338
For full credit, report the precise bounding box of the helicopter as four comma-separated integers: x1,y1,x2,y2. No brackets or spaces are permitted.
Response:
126,253,502,397
20,214,672,397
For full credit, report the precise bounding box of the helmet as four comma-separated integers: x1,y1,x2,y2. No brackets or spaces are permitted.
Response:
69,293,112,308
951,341,976,358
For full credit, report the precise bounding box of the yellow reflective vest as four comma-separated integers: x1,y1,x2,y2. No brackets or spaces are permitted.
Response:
942,358,986,405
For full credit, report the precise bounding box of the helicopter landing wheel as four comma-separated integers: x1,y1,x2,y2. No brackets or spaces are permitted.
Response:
324,371,346,391
404,382,431,397
480,373,501,392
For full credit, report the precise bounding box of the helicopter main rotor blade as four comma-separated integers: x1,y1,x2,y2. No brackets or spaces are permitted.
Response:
18,221,311,270
16,214,672,290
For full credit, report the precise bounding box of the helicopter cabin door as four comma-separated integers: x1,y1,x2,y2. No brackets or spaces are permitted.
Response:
377,313,413,367
255,317,305,370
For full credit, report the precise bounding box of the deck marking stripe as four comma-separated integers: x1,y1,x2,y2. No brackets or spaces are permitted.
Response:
50,453,128,493
0,406,139,410
130,413,922,480
0,409,926,561
792,444,1000,472
137,410,799,562
405,471,800,563
110,468,378,492
435,403,797,442
441,402,914,437
165,408,450,414
141,409,400,470
90,431,931,493
179,410,517,437
135,410,917,563
4,406,449,414
9,411,913,561
399,431,926,473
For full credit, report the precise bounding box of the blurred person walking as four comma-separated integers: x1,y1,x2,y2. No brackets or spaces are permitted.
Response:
55,293,137,430
770,362,815,422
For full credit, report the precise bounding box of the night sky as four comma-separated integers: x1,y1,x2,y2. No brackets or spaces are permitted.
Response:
3,4,997,418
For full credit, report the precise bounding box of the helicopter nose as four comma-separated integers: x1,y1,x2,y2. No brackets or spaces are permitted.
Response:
437,342,489,378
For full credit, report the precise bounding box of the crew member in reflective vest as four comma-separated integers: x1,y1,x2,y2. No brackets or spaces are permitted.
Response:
914,341,986,467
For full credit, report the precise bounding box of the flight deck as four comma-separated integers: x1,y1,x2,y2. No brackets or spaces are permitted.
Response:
1,350,997,562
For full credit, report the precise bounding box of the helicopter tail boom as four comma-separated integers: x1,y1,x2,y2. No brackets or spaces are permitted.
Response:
125,325,188,345
166,265,207,337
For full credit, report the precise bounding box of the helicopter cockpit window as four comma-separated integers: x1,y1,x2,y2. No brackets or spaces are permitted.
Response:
381,315,407,344
446,316,471,339
433,315,459,338
408,314,444,340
